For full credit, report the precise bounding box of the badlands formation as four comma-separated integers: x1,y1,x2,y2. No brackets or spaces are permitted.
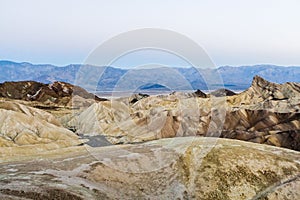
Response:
0,76,299,199
74,76,300,151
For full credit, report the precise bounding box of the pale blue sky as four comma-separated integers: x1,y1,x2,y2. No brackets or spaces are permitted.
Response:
0,0,300,67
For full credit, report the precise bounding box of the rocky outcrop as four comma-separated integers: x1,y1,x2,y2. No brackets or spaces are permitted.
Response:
73,94,193,144
0,81,106,107
129,93,149,104
194,89,208,98
73,76,300,151
221,109,300,150
0,100,83,147
0,137,299,199
227,75,300,106
169,90,207,98
210,88,236,97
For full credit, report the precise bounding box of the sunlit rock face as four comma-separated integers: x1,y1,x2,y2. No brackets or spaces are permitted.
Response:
74,76,300,150
0,137,299,199
0,100,82,148
227,75,300,107
224,76,300,150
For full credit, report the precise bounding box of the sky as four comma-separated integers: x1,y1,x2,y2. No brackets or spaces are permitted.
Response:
1,0,300,67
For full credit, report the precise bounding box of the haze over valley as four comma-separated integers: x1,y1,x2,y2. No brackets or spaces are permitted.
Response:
1,60,300,92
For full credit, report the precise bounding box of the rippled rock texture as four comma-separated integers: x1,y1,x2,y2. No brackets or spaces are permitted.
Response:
0,100,83,148
0,76,299,199
74,76,300,150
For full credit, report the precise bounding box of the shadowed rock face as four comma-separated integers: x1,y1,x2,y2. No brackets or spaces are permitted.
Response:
73,76,300,151
210,88,236,97
0,137,299,199
194,89,208,98
221,109,300,150
129,93,149,104
0,81,106,106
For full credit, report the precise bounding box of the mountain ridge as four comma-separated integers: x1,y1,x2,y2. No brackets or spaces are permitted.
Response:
1,60,300,91
0,80,106,107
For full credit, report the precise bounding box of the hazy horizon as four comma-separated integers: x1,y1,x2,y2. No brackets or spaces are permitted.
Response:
1,59,300,69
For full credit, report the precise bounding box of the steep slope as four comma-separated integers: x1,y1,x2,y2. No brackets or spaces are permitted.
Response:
228,75,300,106
73,76,300,150
222,76,300,150
0,80,106,107
210,88,236,97
221,109,300,150
0,100,82,147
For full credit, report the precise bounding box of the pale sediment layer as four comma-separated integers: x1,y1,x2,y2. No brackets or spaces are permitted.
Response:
0,137,299,199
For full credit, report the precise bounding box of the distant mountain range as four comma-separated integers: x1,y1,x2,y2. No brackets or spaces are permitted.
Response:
1,60,299,91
